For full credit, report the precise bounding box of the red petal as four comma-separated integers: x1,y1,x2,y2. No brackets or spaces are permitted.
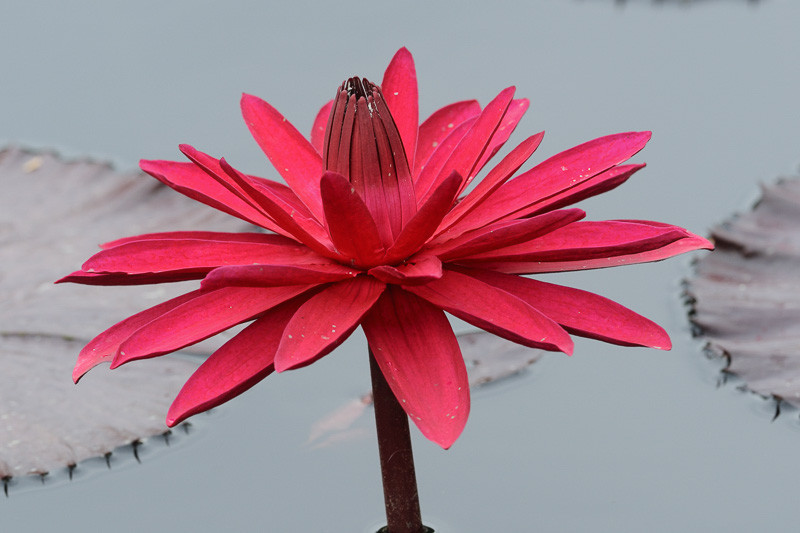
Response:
100,231,291,250
368,255,443,285
435,133,544,239
217,158,335,256
274,277,385,371
458,220,693,270
113,285,314,366
320,171,386,266
418,87,516,204
382,47,418,169
240,93,325,221
372,91,418,238
82,237,321,275
414,100,481,177
384,171,462,264
311,100,334,155
180,145,316,223
139,159,280,231
361,287,469,449
180,144,278,213
57,270,205,286
524,163,645,216
429,208,585,261
472,98,530,178
405,269,573,354
202,263,359,289
72,290,203,382
413,117,477,201
459,267,672,349
452,131,652,232
166,299,303,426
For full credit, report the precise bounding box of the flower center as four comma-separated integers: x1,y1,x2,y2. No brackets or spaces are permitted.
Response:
323,77,416,245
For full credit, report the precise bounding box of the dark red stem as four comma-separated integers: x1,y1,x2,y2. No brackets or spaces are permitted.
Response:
369,349,424,533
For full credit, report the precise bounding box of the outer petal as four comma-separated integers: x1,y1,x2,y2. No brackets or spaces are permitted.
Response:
274,277,386,371
414,100,481,177
240,93,325,221
57,270,205,286
100,231,292,250
459,267,672,349
320,171,386,266
472,98,530,178
140,159,281,231
72,290,203,382
368,255,443,285
418,87,516,204
201,263,359,289
181,145,316,223
382,47,418,168
311,100,334,155
451,131,652,233
113,285,314,366
413,117,477,200
361,286,469,449
435,132,544,240
524,163,645,216
475,230,713,274
405,269,574,354
166,298,303,426
218,158,335,256
82,237,321,275
180,144,291,218
457,220,697,271
428,208,585,261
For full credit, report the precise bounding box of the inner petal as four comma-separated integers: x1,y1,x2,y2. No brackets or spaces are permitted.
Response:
323,77,416,246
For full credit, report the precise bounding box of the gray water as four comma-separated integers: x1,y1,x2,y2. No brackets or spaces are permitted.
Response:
1,1,799,531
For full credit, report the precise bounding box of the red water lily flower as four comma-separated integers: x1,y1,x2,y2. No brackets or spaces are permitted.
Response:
59,48,711,449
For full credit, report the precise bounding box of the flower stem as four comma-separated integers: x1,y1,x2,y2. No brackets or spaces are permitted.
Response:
369,349,424,533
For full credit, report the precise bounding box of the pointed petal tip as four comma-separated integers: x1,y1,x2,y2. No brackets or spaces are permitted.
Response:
165,406,187,427
240,92,257,104
632,130,652,146
139,158,160,173
698,235,715,250
394,46,412,58
434,435,459,450
178,143,196,156
563,338,575,356
647,328,672,351
239,93,266,116
54,271,79,284
418,417,467,450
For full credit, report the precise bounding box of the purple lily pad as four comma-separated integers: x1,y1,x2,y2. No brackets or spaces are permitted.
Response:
687,175,800,407
0,147,249,481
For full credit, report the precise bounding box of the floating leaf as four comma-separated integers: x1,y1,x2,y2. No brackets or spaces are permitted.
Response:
459,330,544,386
0,333,200,479
687,175,800,407
0,147,249,481
307,331,544,448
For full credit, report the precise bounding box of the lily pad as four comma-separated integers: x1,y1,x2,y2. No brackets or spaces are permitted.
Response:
0,333,199,480
0,147,248,482
687,175,800,407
